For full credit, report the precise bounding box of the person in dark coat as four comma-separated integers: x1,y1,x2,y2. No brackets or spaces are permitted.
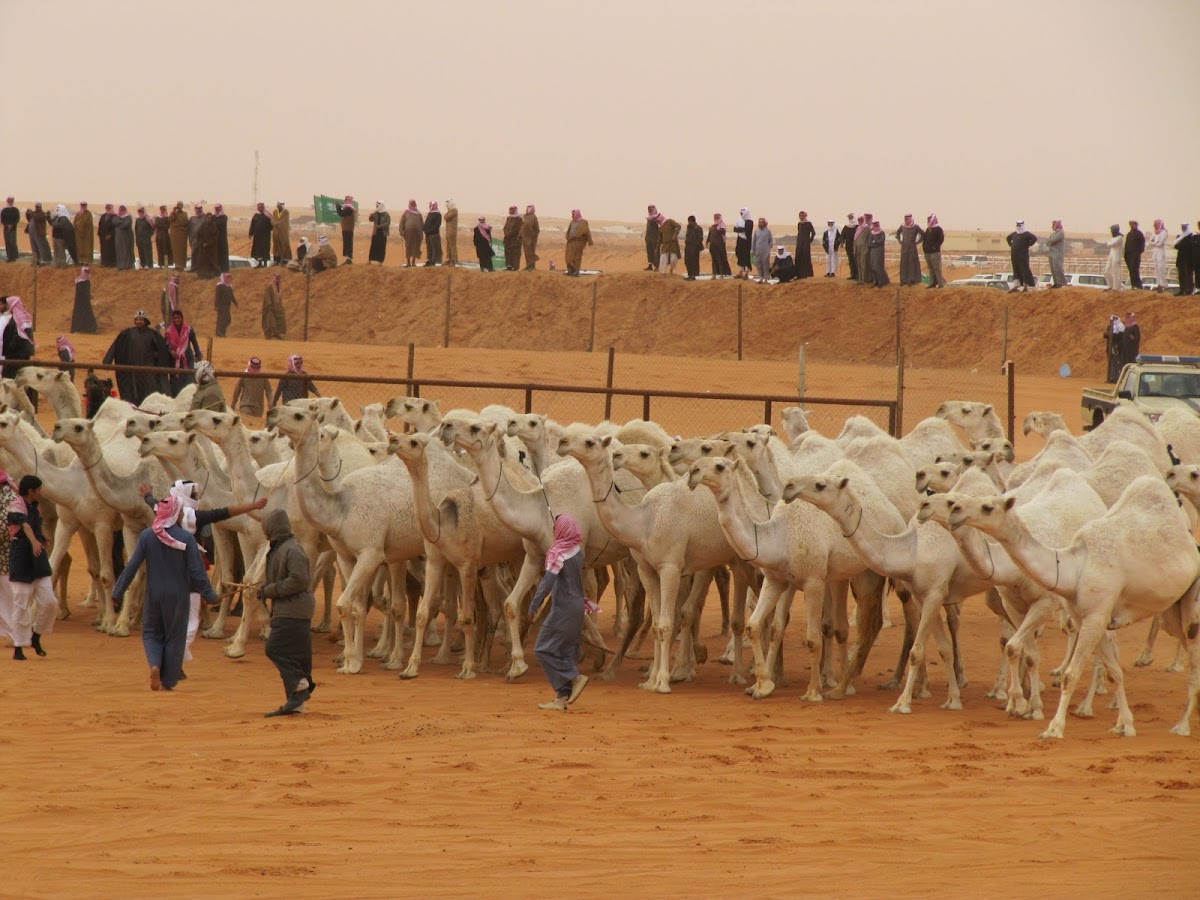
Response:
426,202,445,266
187,204,204,260
335,196,357,262
868,221,890,288
770,246,798,283
134,207,155,270
733,208,753,278
8,476,57,660
191,214,220,279
707,213,730,277
367,201,390,265
473,217,495,272
1124,221,1145,290
840,214,858,280
528,514,589,711
25,203,51,266
112,494,218,691
1120,312,1141,368
248,202,272,267
111,205,135,271
50,204,76,267
1,196,19,263
644,205,662,271
502,205,522,271
1105,315,1125,383
271,354,319,405
1174,225,1195,297
165,309,202,396
214,272,237,338
794,211,816,279
1006,219,1038,292
154,205,173,269
103,310,171,404
71,267,99,333
0,296,35,380
894,214,925,285
260,508,317,717
213,203,230,273
683,215,704,280
97,203,117,267
922,214,946,288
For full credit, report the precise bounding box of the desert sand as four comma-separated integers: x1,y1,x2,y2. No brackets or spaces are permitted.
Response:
0,246,1198,898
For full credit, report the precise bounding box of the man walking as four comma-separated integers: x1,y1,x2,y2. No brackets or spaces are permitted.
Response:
7,476,57,661
260,509,316,717
1124,220,1144,290
2,197,20,262
922,214,946,288
821,219,841,277
113,494,217,691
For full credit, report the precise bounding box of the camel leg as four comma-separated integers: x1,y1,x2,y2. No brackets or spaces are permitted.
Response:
400,553,445,679
714,564,731,636
832,571,884,698
1135,614,1161,667
600,566,647,681
223,547,267,658
380,564,411,669
366,566,392,659
670,570,709,683
721,565,753,684
432,571,461,665
1094,632,1135,737
452,564,482,680
1156,601,1200,734
1002,595,1057,714
610,561,628,638
307,549,336,634
475,567,503,674
891,588,951,714
647,562,681,694
84,527,116,634
336,549,384,675
946,601,967,688
1042,611,1111,739
746,576,785,699
824,581,850,690
1051,614,1077,681
881,588,918,691
49,518,79,620
502,553,543,681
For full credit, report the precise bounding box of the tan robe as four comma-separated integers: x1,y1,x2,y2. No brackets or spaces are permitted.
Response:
444,206,459,264
565,219,593,271
502,215,522,269
271,208,292,261
401,210,423,259
168,207,189,269
73,210,94,262
261,282,286,339
521,213,540,268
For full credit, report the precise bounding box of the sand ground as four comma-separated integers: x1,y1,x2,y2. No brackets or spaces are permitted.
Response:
0,340,1198,898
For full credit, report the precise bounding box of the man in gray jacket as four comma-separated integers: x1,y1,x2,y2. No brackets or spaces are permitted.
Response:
1046,219,1066,288
260,509,316,717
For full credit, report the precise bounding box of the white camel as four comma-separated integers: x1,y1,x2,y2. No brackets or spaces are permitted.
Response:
936,400,1006,444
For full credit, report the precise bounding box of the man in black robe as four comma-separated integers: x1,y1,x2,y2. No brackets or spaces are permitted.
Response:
1120,312,1141,368
1125,220,1145,290
1006,220,1037,292
1175,225,1195,296
187,204,204,262
213,203,230,273
1,197,19,263
683,215,704,280
248,202,272,267
134,206,155,270
191,214,221,279
840,214,857,281
794,211,816,279
770,246,798,283
102,310,171,404
98,203,117,267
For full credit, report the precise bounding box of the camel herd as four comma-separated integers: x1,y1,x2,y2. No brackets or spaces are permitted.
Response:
6,364,1200,740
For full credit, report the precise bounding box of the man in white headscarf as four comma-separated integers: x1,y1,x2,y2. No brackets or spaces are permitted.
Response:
1102,224,1124,292
50,204,75,268
821,219,840,277
734,208,753,279
1148,220,1168,292
444,199,459,266
272,201,292,266
1006,219,1037,292
922,214,946,288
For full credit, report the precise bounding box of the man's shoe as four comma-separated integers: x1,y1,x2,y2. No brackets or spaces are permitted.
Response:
265,694,305,718
13,647,26,661
538,697,568,711
568,674,589,705
150,666,161,691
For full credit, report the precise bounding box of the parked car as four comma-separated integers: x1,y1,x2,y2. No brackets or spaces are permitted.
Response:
949,254,991,268
1036,272,1108,290
1133,276,1180,291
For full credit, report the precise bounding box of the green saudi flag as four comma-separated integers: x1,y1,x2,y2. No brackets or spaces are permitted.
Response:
313,195,356,225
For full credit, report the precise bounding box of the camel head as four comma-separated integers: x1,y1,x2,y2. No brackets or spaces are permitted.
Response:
246,430,279,466
686,455,739,497
124,411,170,439
506,413,545,442
266,404,317,443
742,423,776,439
556,431,611,467
0,409,24,448
668,436,735,474
14,366,69,393
1022,411,1067,438
1166,464,1200,505
385,396,442,433
52,417,96,448
353,403,387,442
613,442,671,480
439,413,498,456
138,430,197,462
946,494,1015,534
392,430,432,464
936,401,995,428
972,437,1015,462
726,431,768,462
182,409,240,443
916,492,956,525
780,406,810,442
780,472,850,511
915,459,961,494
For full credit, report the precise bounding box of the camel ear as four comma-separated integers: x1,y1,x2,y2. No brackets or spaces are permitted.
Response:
329,398,341,410
186,432,198,445
231,414,241,427
727,456,740,470
482,420,497,435
601,435,612,448
429,401,440,414
1004,496,1016,511
838,477,849,490
56,370,70,382
983,405,993,416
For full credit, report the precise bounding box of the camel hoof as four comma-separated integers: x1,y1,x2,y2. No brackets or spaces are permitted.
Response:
379,658,402,671
800,690,824,703
1109,723,1137,738
694,644,708,664
940,698,963,711
1030,709,1044,721
878,678,900,691
57,609,71,621
456,669,477,680
751,681,776,700
1166,662,1186,674
201,626,225,640
343,661,363,675
1038,725,1065,740
110,624,131,638
399,668,419,680
505,662,529,682
727,672,747,686
716,654,734,666
431,653,454,666
1072,705,1094,719
668,668,695,684
1133,654,1153,668
827,687,847,700
888,701,912,715
224,646,246,659
985,687,1008,700
1169,722,1192,736
423,631,442,648
956,674,969,689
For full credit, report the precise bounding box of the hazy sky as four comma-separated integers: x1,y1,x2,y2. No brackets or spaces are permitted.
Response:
7,0,1198,233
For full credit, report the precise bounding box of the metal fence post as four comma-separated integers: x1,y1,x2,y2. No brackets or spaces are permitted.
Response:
443,273,452,348
206,336,214,365
588,281,598,352
764,399,772,426
642,392,650,421
737,282,744,361
604,346,615,420
797,344,807,398
894,288,902,364
31,263,38,331
895,347,905,437
524,387,533,414
406,341,415,385
303,267,312,342
1002,305,1009,363
1006,359,1016,443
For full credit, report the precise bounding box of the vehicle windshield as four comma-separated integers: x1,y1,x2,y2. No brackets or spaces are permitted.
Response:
1139,372,1200,399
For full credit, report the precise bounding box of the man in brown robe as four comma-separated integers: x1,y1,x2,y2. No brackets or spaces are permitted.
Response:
168,202,189,270
521,204,540,270
564,209,593,276
400,200,423,267
444,200,459,266
187,204,205,260
73,201,94,264
192,214,221,279
154,205,173,269
302,235,338,274
271,201,292,265
261,273,286,339
502,205,522,271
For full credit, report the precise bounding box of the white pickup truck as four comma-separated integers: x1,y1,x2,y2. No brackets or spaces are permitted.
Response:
1081,354,1200,430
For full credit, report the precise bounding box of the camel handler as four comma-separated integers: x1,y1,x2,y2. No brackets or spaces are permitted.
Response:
113,495,218,691
259,509,315,718
138,481,267,674
444,199,459,266
528,514,590,711
564,209,593,277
